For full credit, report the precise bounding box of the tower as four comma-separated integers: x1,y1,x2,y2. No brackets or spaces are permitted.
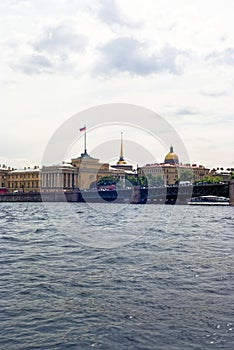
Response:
117,132,127,165
111,132,133,171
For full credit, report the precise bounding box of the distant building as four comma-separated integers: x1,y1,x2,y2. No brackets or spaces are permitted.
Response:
41,163,77,192
210,168,232,182
41,145,131,191
0,164,10,188
138,146,210,185
1,139,223,193
7,166,40,193
71,150,111,190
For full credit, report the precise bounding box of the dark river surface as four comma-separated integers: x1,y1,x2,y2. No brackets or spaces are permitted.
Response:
0,202,233,349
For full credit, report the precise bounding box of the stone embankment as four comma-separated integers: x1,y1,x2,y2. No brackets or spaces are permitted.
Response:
0,182,232,204
229,180,234,206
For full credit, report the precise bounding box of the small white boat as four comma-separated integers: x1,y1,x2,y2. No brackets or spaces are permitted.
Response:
188,195,229,206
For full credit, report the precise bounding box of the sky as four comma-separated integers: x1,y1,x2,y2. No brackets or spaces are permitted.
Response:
0,0,234,170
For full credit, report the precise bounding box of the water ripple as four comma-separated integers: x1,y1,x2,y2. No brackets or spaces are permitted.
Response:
0,203,233,349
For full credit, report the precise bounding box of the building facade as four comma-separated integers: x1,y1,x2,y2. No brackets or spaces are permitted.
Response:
138,146,210,186
71,152,110,190
0,165,10,188
1,141,220,193
210,168,233,182
7,166,40,193
40,163,77,192
41,149,129,192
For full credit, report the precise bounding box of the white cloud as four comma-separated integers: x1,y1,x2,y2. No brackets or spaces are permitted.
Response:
200,89,227,98
13,53,52,75
206,47,234,66
7,21,89,75
33,22,87,54
93,37,188,77
175,108,199,116
97,0,126,25
97,0,141,28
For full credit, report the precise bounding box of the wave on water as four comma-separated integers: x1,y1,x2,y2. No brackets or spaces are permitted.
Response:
0,203,233,349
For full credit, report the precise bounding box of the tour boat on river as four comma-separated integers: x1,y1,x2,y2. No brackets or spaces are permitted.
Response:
188,195,229,206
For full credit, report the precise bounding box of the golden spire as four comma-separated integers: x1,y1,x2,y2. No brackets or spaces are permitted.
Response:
117,132,127,164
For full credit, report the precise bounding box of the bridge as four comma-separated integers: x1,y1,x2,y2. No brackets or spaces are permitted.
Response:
0,181,233,205
79,182,232,205
133,182,231,204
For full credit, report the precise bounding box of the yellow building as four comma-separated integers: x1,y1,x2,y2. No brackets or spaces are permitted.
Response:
71,151,110,189
41,147,127,191
138,146,210,185
7,166,40,193
3,141,212,193
40,163,77,192
0,165,10,188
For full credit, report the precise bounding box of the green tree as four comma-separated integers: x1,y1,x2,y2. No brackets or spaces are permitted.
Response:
195,175,222,184
125,174,139,186
146,174,153,186
179,169,194,182
97,176,118,187
230,172,234,180
138,175,148,187
149,175,164,187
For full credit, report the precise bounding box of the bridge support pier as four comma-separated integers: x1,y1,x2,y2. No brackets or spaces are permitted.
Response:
130,186,141,204
229,180,234,206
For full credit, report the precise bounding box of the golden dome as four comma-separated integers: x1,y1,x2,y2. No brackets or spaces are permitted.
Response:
165,153,179,161
164,146,179,164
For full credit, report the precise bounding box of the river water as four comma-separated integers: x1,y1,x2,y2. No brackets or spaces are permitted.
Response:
0,202,233,349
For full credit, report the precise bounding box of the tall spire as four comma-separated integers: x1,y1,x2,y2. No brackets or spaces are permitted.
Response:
117,132,127,164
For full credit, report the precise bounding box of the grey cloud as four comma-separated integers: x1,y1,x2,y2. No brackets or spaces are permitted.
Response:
10,21,87,75
206,47,234,66
200,89,227,97
13,54,52,75
175,108,199,116
3,80,17,86
98,0,124,25
97,0,140,27
33,22,87,54
93,37,186,76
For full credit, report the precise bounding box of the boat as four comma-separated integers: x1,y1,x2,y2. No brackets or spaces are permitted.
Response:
188,195,229,206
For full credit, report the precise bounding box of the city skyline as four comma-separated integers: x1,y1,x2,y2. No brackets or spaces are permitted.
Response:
0,0,234,169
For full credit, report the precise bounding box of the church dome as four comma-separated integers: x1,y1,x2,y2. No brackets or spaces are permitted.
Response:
164,146,179,164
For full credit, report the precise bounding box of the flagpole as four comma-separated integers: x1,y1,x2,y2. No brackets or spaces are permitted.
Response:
84,125,87,153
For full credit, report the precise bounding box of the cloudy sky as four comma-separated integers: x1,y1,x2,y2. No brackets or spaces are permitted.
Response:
1,0,234,169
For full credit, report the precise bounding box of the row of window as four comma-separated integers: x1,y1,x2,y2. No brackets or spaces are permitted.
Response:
8,174,38,180
8,181,39,188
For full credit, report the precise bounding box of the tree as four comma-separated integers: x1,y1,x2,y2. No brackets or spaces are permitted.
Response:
125,174,148,187
147,175,153,186
125,174,139,186
179,169,194,182
138,175,148,187
97,176,118,187
230,172,234,180
195,175,222,184
149,175,164,187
